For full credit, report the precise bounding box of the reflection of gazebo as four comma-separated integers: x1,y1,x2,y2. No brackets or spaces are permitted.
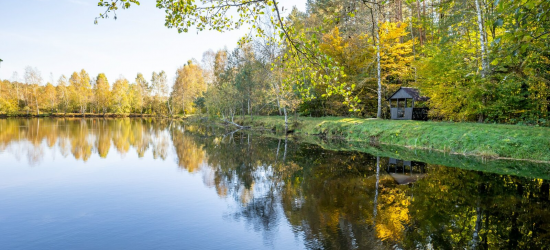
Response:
387,87,429,120
387,158,426,185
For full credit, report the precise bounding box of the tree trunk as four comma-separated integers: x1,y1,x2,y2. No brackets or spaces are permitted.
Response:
181,94,189,115
248,97,252,121
35,93,39,115
475,0,488,77
15,84,19,111
416,0,423,46
375,2,382,119
410,10,417,83
167,98,173,116
283,106,288,132
276,97,282,115
241,101,245,121
396,0,402,23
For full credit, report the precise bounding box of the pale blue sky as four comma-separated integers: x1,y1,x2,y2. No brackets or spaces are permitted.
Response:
0,0,306,85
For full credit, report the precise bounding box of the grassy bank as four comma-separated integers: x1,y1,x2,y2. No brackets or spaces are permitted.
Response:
233,116,550,162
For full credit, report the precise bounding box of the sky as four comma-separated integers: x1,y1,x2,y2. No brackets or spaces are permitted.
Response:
0,0,307,85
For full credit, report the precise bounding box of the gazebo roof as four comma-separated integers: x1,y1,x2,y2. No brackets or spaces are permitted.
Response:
387,87,429,101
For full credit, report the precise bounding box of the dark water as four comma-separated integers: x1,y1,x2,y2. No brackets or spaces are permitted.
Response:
0,118,549,250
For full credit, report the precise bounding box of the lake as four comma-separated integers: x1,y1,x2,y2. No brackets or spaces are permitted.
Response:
0,118,549,249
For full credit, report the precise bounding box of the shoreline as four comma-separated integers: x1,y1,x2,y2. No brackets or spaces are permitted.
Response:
179,122,550,180
3,114,550,163
221,115,550,163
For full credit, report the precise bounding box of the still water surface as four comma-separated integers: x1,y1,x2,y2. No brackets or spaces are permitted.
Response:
0,118,549,249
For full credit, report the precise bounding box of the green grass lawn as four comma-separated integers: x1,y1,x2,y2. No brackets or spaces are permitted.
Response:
234,116,550,162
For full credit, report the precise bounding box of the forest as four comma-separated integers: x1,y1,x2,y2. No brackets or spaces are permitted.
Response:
1,0,549,126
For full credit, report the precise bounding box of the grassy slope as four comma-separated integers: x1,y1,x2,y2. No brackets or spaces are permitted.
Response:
235,116,550,162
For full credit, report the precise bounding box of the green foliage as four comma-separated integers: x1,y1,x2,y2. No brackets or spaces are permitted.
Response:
414,0,550,124
6,0,549,123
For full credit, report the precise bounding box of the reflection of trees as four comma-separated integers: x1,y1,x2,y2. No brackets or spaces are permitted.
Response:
171,124,206,172
70,119,93,161
277,149,395,249
0,118,166,164
403,167,550,249
1,118,549,249
183,129,550,249
183,129,394,249
95,119,111,158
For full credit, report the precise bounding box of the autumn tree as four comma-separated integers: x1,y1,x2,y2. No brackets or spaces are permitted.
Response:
24,66,43,115
171,60,206,115
69,70,92,115
57,75,71,115
0,79,18,114
43,82,57,113
150,71,169,115
111,77,131,113
128,82,144,113
94,73,111,115
134,73,149,114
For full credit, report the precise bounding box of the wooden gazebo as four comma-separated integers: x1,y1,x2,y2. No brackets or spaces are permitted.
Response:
387,87,429,120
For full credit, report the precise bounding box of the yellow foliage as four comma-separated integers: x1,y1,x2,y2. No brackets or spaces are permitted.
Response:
378,22,415,80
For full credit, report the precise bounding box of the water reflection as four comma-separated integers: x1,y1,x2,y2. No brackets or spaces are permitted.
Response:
387,158,426,185
1,118,549,249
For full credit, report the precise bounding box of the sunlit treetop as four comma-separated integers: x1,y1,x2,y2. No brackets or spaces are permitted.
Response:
94,0,385,112
95,0,295,47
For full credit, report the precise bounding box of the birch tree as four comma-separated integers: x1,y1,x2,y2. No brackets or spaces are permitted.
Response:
474,0,488,77
24,66,43,115
95,73,111,115
135,73,149,114
57,75,71,114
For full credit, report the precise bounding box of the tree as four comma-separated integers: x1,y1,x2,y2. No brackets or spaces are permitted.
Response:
24,66,43,115
96,0,293,47
151,71,169,99
57,75,71,114
69,70,92,115
94,73,111,115
171,60,207,115
111,77,131,113
0,79,18,114
96,0,363,114
150,71,169,115
128,82,144,113
134,73,149,114
43,82,57,113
